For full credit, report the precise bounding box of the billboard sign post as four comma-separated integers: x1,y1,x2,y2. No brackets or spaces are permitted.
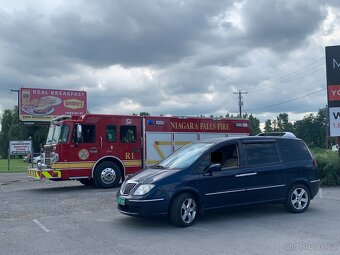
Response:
19,88,87,123
326,46,340,137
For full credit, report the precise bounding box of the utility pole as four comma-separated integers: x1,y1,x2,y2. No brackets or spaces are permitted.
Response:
10,89,20,122
233,90,247,118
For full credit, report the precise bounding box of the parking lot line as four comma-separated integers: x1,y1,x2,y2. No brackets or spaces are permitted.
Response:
33,219,50,233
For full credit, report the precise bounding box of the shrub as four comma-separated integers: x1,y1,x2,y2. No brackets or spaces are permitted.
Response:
313,150,340,186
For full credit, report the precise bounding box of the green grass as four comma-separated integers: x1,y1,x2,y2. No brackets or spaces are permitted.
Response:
0,158,30,173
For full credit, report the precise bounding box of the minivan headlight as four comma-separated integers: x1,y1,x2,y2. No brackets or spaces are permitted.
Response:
133,184,155,196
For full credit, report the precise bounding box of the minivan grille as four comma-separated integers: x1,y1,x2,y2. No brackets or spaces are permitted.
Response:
122,182,137,195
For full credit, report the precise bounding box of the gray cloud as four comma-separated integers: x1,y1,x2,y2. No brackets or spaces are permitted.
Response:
241,0,326,51
0,0,337,124
40,0,236,68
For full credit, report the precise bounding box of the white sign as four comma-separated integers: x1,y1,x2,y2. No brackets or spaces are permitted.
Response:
329,107,340,136
9,140,32,155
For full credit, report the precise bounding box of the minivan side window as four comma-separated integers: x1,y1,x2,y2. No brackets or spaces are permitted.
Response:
210,144,239,170
194,143,239,173
120,126,137,143
221,144,239,169
277,139,312,162
194,154,211,174
245,143,279,166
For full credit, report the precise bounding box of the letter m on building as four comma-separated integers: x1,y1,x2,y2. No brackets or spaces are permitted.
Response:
333,58,340,69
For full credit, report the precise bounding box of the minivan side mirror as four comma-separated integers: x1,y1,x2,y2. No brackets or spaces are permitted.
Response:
205,163,222,174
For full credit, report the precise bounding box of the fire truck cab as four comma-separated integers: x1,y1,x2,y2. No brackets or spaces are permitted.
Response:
27,114,250,188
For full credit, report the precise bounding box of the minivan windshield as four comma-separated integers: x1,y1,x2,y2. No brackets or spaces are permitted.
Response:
155,142,214,169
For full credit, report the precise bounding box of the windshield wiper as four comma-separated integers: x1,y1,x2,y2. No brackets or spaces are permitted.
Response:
154,164,165,169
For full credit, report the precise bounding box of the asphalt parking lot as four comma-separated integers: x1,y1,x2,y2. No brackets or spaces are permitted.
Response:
0,173,340,255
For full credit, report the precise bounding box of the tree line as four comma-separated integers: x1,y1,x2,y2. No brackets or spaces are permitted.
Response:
262,108,332,148
224,108,331,148
0,106,48,158
0,107,331,159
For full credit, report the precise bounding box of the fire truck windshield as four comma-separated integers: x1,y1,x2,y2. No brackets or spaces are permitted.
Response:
156,142,214,170
46,124,70,144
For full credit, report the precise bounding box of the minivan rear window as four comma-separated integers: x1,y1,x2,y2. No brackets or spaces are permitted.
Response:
277,139,312,162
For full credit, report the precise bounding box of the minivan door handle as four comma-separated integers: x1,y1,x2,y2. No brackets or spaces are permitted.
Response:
235,172,257,177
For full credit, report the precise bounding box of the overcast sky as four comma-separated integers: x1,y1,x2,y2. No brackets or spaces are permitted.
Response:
0,0,339,124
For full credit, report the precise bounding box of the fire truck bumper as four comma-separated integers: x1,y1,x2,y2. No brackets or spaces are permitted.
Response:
27,168,62,180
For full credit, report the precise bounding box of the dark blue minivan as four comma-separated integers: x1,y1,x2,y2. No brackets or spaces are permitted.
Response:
116,136,319,227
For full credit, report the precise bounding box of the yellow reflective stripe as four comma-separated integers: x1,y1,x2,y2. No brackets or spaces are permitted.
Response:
52,162,95,169
27,170,61,179
53,160,141,169
122,160,141,167
27,170,41,179
153,142,165,159
153,141,191,159
146,160,160,165
41,170,61,179
42,171,53,178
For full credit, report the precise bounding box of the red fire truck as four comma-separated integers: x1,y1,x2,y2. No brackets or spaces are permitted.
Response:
27,114,250,188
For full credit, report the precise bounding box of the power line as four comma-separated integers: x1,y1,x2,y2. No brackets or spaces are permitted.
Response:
261,57,324,84
262,58,324,83
0,86,11,91
244,88,326,112
239,57,326,113
247,58,325,92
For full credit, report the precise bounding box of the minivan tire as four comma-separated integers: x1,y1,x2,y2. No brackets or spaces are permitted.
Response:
285,183,310,213
170,193,198,227
93,162,121,189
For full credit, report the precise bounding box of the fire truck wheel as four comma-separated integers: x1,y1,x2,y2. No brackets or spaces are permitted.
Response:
93,161,121,188
78,179,94,186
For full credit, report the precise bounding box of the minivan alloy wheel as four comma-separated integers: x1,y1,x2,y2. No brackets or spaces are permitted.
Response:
291,187,308,210
285,184,310,213
170,193,198,227
181,198,197,224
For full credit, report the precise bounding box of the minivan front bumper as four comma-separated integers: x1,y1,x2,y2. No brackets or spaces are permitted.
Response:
116,195,169,217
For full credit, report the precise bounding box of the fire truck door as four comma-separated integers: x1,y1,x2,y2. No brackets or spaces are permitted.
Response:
118,124,142,174
73,124,100,164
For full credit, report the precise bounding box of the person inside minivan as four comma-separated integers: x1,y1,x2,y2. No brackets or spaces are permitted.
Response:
223,148,238,168
210,144,239,169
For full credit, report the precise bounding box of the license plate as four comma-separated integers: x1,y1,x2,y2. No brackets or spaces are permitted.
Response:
116,197,126,205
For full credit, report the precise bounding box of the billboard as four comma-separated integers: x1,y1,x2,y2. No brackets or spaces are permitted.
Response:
326,46,340,136
9,140,32,155
19,88,87,123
